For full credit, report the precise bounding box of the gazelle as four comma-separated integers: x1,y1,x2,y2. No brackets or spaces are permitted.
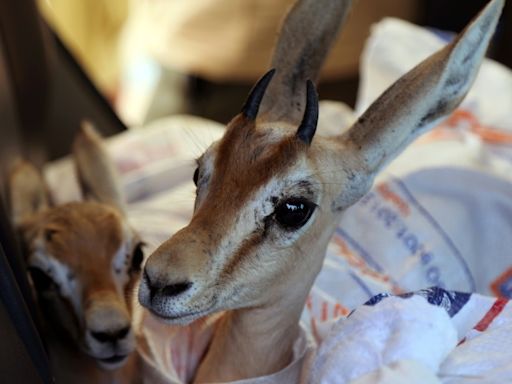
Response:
9,123,143,384
139,0,505,382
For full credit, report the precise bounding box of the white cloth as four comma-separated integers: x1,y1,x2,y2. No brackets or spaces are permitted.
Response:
310,295,457,384
138,314,316,384
310,290,512,383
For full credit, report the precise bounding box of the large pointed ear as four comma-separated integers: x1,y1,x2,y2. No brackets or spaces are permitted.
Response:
9,160,50,227
258,0,353,125
342,0,504,175
73,121,125,211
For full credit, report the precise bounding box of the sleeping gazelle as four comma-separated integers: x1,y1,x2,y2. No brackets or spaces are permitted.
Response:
139,0,505,382
9,123,143,384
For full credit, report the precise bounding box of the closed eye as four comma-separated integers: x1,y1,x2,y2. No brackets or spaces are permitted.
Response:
28,267,55,291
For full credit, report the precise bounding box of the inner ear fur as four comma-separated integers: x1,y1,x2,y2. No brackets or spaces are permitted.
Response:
73,121,125,212
9,160,50,227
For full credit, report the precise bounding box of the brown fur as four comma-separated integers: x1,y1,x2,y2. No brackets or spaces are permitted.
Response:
24,202,123,267
210,116,304,205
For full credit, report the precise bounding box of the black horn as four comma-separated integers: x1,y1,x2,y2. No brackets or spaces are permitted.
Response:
296,80,319,145
241,69,276,120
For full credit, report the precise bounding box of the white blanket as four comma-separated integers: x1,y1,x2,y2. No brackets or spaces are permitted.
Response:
311,289,512,383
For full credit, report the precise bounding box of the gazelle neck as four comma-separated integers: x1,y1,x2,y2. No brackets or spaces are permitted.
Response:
194,222,336,382
194,291,307,382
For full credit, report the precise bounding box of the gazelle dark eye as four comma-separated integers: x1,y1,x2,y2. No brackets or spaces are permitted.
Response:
193,168,199,186
274,198,316,229
28,267,55,291
130,243,144,272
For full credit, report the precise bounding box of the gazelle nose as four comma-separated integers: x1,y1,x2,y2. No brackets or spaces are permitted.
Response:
144,269,192,300
90,326,130,344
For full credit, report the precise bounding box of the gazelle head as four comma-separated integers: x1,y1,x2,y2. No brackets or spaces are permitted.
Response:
9,124,143,370
139,0,504,324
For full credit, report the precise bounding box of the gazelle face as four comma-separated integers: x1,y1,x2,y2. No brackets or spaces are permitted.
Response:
140,82,370,324
20,202,142,369
9,124,143,370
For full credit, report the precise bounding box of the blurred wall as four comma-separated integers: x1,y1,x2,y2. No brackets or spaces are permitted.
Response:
126,0,420,83
38,0,128,99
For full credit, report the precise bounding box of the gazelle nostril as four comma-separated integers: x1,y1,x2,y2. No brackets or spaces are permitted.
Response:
115,326,131,340
143,270,158,300
161,282,192,298
91,330,112,343
90,326,131,343
143,266,192,299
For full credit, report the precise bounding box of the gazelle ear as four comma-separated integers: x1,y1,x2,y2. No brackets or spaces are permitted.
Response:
258,0,353,125
9,160,50,227
73,121,125,211
342,0,504,175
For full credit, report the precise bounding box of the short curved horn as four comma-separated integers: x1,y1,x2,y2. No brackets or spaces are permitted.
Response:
241,69,276,120
296,80,319,145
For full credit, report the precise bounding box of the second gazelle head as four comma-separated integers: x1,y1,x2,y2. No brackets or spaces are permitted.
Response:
10,124,143,369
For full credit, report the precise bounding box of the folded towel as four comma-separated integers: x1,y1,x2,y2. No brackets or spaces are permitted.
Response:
309,292,457,383
309,288,512,383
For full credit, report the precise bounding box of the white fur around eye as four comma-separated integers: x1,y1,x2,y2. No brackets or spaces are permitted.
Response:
112,235,133,294
30,240,83,318
111,223,140,294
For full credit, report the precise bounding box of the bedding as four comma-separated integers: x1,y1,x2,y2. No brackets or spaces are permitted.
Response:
311,288,512,383
44,18,512,383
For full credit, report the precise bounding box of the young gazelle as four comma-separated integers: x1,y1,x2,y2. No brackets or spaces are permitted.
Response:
10,124,143,384
139,0,505,382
